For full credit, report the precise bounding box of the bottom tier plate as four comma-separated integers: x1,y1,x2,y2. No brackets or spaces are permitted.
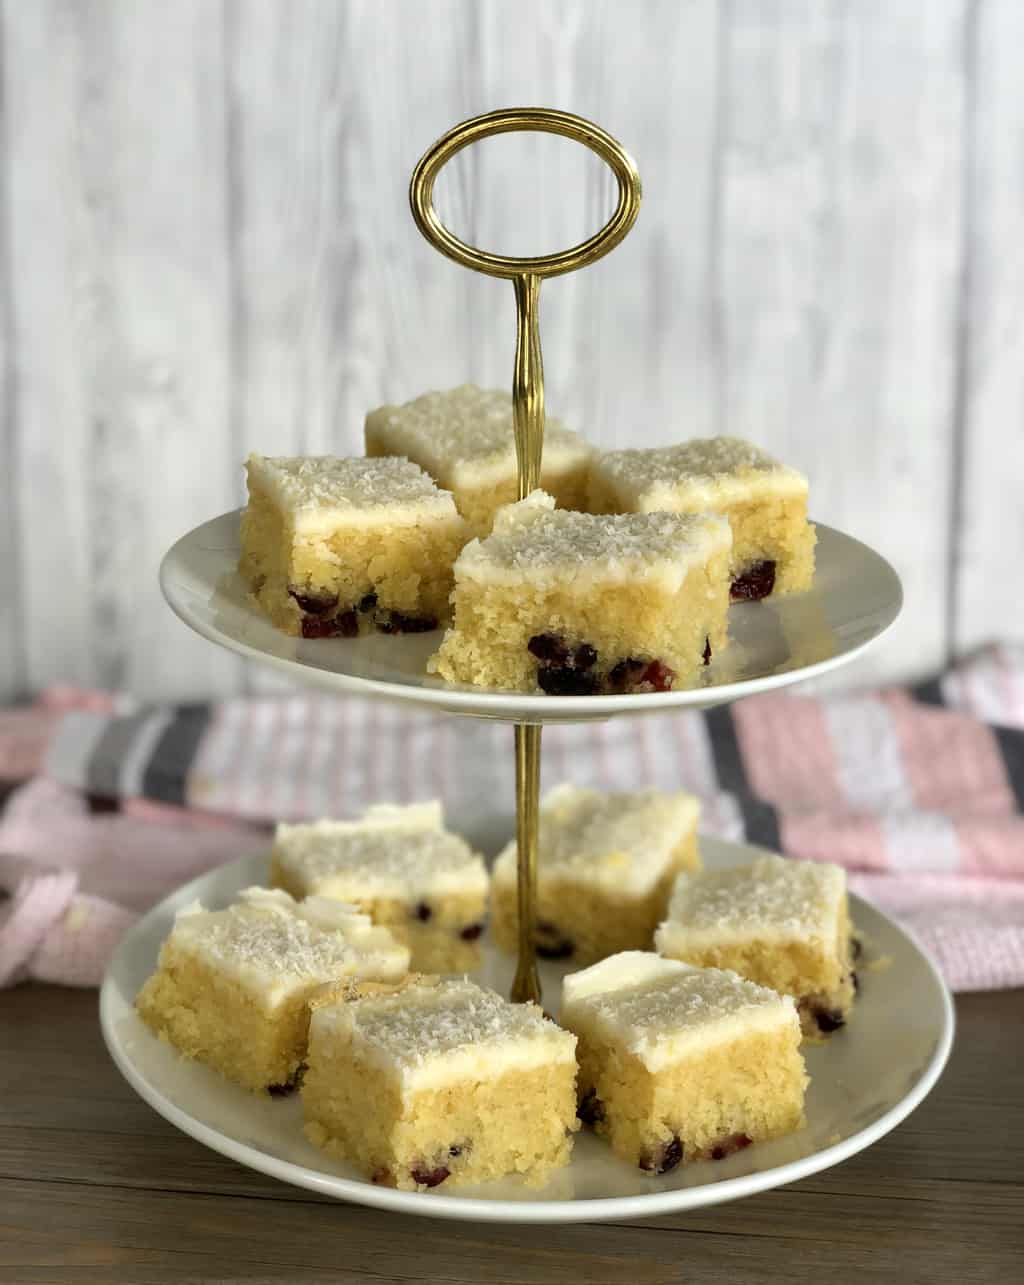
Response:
100,836,953,1224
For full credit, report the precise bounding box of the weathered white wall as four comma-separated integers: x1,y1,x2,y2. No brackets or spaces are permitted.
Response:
1,0,1020,699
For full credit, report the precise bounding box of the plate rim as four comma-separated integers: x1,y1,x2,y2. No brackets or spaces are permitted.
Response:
100,841,954,1225
159,511,904,721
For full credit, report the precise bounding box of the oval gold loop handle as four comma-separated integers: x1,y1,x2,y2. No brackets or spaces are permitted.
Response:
409,107,642,281
410,110,641,1007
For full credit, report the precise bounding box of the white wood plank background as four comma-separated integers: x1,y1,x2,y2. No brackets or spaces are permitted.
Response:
0,0,1017,701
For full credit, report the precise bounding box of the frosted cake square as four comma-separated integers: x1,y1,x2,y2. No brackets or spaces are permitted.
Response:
560,952,807,1173
271,802,488,973
428,490,732,694
302,976,578,1190
588,437,815,599
135,888,409,1093
655,854,856,1038
239,453,467,638
365,384,592,536
491,785,701,964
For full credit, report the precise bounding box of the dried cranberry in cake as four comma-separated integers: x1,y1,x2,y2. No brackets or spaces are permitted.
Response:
730,559,776,602
371,1167,393,1186
537,666,598,696
358,591,378,613
637,660,675,692
640,1136,683,1175
301,610,359,640
289,587,339,615
710,1132,752,1161
607,657,647,693
376,610,438,634
410,1162,451,1188
528,633,570,664
414,902,432,922
459,923,484,942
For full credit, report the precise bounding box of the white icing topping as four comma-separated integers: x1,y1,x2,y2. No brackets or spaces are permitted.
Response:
493,785,699,897
273,802,488,902
561,951,797,1072
311,977,576,1090
244,454,461,535
655,855,846,955
452,490,732,590
166,886,409,1006
594,437,808,513
365,385,591,489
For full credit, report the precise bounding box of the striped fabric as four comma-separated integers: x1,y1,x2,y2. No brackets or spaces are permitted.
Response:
2,643,1023,989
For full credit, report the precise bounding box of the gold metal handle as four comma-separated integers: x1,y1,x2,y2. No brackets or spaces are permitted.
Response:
410,109,642,1004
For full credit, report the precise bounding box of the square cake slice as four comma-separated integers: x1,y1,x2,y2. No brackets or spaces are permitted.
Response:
588,437,816,599
239,453,468,638
491,785,701,965
560,952,807,1172
655,855,856,1038
365,384,592,536
427,490,732,694
302,975,578,1190
135,888,409,1093
271,802,489,973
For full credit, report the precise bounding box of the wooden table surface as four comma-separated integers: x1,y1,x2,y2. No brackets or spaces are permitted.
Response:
2,985,1022,1284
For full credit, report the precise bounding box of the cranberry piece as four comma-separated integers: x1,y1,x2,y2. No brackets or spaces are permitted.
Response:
710,1133,752,1160
371,1167,393,1186
528,633,569,664
639,660,675,692
572,643,598,671
537,666,598,696
702,636,712,666
410,1164,450,1188
289,588,339,615
414,901,432,922
607,658,647,693
459,923,484,942
358,592,378,613
640,1136,683,1175
301,610,359,639
814,1007,846,1033
577,1091,605,1126
377,610,438,634
536,939,574,960
730,560,777,602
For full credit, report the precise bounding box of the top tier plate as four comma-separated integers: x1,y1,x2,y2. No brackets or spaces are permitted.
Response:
160,510,901,723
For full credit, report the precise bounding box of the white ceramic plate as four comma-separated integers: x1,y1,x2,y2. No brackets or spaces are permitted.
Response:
101,836,952,1224
160,513,902,722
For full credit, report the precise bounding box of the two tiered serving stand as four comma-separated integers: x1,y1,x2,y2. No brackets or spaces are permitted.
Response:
102,110,952,1223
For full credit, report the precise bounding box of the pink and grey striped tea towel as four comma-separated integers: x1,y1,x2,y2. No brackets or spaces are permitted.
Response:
1,645,1023,991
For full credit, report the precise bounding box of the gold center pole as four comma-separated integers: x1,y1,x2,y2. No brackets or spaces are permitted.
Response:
509,269,545,1005
409,108,641,1005
511,722,542,1004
